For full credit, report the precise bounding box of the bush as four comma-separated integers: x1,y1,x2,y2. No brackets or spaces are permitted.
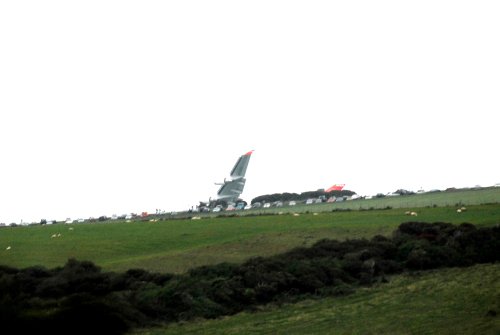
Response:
48,294,130,335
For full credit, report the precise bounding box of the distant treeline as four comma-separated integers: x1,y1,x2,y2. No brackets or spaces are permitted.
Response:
1,222,498,334
251,189,356,204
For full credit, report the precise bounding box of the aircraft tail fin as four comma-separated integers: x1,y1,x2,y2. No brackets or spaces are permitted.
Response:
216,150,254,202
230,150,253,179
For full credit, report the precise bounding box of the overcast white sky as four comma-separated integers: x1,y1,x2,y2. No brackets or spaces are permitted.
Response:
1,1,499,223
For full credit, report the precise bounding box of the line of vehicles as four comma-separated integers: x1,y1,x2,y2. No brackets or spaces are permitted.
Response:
198,195,363,213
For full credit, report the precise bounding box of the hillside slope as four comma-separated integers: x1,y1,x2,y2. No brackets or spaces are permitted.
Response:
138,263,500,335
1,204,499,273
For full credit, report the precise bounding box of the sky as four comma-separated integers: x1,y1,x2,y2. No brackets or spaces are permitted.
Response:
1,1,499,224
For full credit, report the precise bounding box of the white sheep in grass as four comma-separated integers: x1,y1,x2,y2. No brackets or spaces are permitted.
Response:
6,246,11,250
410,211,418,217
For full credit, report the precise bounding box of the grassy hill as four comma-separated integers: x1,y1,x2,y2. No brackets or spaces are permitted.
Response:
1,187,499,334
139,263,499,335
0,201,498,273
1,187,499,273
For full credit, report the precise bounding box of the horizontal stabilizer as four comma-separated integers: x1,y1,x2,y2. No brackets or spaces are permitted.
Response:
217,178,246,200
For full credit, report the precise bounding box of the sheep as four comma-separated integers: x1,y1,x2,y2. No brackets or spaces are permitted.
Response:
293,213,300,217
457,209,462,213
6,246,11,251
51,234,57,238
410,211,418,216
68,227,74,231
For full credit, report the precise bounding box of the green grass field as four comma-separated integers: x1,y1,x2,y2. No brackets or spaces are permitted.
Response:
138,263,499,335
1,188,499,334
1,201,499,273
1,187,499,274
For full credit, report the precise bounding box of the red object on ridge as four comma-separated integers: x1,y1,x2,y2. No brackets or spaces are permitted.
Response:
326,184,345,192
245,150,254,156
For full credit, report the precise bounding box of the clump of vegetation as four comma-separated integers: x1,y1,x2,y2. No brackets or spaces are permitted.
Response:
251,189,355,204
0,222,498,334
